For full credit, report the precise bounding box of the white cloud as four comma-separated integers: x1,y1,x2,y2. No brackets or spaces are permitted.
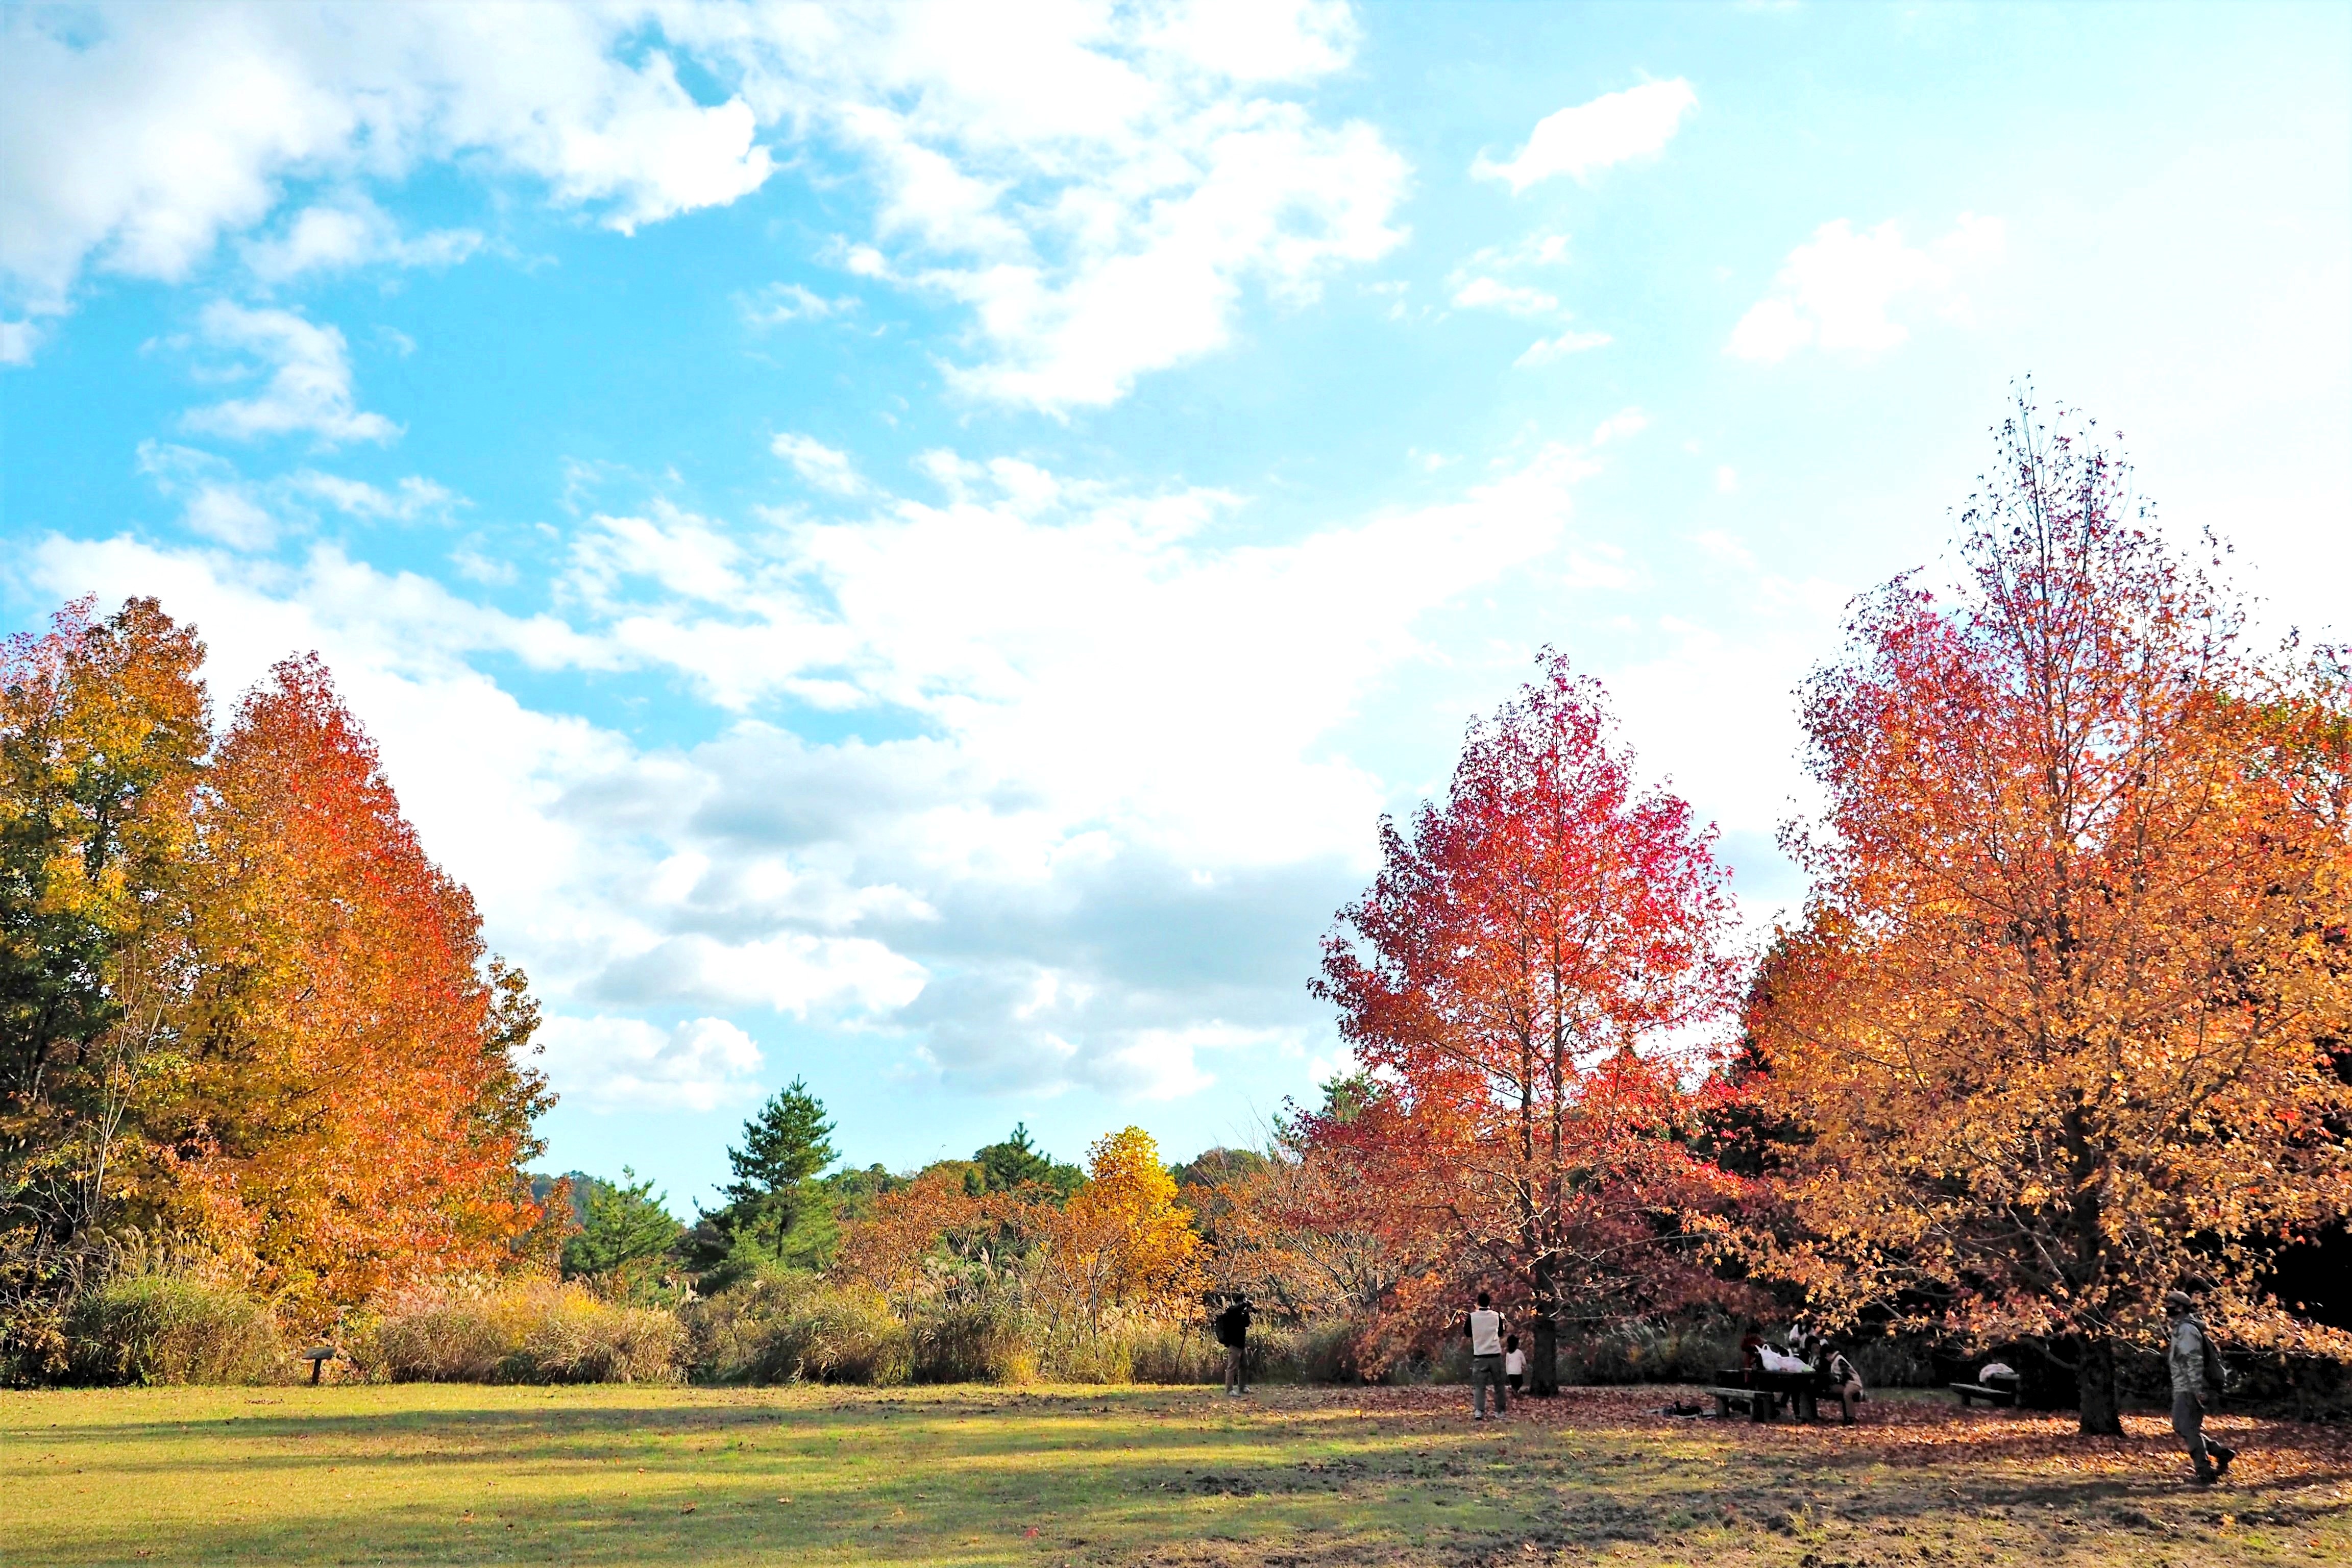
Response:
771,433,868,497
1452,277,1559,315
4,3,1403,406
1590,408,1647,446
1461,232,1573,271
242,195,481,283
1515,328,1612,365
537,1015,766,1112
134,441,456,549
2,318,42,364
179,302,399,446
0,2,773,315
21,428,1628,1100
1727,214,2006,362
1473,79,1698,193
740,282,857,327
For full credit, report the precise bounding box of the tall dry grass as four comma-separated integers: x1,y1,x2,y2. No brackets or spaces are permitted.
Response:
685,1272,912,1385
66,1270,284,1385
353,1278,684,1383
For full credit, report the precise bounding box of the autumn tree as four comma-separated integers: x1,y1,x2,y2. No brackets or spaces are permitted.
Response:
154,656,554,1328
1309,653,1744,1393
1036,1126,1201,1332
833,1165,1050,1317
1748,399,2352,1433
1,598,208,1257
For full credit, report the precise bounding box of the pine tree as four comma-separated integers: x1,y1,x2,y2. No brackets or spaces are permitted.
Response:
561,1168,682,1292
716,1080,837,1261
973,1123,1082,1197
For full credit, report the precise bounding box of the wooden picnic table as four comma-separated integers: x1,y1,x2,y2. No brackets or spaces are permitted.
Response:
1706,1366,1827,1423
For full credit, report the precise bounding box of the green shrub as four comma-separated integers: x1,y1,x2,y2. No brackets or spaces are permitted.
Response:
67,1272,282,1386
356,1279,683,1384
687,1272,911,1385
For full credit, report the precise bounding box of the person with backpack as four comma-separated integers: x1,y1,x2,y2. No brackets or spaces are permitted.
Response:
2166,1290,2237,1484
1214,1293,1254,1395
1464,1291,1507,1419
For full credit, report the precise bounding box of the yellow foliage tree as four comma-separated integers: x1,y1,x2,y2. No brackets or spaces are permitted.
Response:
1038,1127,1201,1331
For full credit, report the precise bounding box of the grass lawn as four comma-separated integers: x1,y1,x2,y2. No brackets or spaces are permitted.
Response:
7,1382,2348,1566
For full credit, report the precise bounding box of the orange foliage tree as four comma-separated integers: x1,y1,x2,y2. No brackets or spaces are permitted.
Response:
154,656,552,1328
1196,1124,1419,1364
1036,1126,1200,1332
3,597,556,1358
834,1165,1045,1318
1747,401,2352,1433
1306,653,1745,1391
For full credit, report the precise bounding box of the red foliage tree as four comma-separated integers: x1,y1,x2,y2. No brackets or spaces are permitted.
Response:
160,656,552,1329
1307,653,1746,1390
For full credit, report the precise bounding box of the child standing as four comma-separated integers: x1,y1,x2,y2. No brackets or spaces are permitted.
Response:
1503,1334,1526,1394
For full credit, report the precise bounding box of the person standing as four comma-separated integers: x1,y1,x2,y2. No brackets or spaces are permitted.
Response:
1215,1294,1254,1395
2166,1290,2237,1484
1465,1292,1507,1419
1503,1334,1526,1395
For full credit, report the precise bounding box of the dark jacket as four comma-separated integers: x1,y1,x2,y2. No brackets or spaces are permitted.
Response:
1214,1303,1252,1348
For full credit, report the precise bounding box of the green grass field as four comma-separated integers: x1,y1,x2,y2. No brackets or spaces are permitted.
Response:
8,1382,2348,1566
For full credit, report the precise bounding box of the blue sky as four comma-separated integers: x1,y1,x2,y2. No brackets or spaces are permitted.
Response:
5,1,2347,1212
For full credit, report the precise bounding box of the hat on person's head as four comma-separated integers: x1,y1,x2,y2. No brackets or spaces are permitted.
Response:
2165,1289,2196,1313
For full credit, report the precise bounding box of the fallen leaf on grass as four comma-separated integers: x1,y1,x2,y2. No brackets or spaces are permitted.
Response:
1024,1527,1041,1538
681,1504,698,1514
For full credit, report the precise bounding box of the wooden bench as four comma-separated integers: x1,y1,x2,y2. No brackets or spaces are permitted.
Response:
1707,1385,1779,1422
1949,1381,2016,1408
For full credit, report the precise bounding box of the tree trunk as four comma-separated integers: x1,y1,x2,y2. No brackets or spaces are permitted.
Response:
2076,1332,2123,1435
1530,1257,1560,1397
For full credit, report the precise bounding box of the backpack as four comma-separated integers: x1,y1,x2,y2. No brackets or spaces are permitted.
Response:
2198,1325,2228,1396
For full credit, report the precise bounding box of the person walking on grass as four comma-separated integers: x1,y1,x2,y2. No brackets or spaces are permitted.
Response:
2167,1290,2237,1485
1465,1292,1507,1419
1215,1293,1254,1395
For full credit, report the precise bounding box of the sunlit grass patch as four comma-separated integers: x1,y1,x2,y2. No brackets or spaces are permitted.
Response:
6,1383,2347,1565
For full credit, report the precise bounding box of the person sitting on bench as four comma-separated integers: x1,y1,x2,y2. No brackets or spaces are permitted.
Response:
1826,1348,1865,1424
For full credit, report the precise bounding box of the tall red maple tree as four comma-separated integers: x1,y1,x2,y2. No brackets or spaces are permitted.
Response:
159,656,553,1329
1308,653,1744,1390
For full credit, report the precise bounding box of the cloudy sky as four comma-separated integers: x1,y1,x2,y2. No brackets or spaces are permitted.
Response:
5,1,2346,1207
